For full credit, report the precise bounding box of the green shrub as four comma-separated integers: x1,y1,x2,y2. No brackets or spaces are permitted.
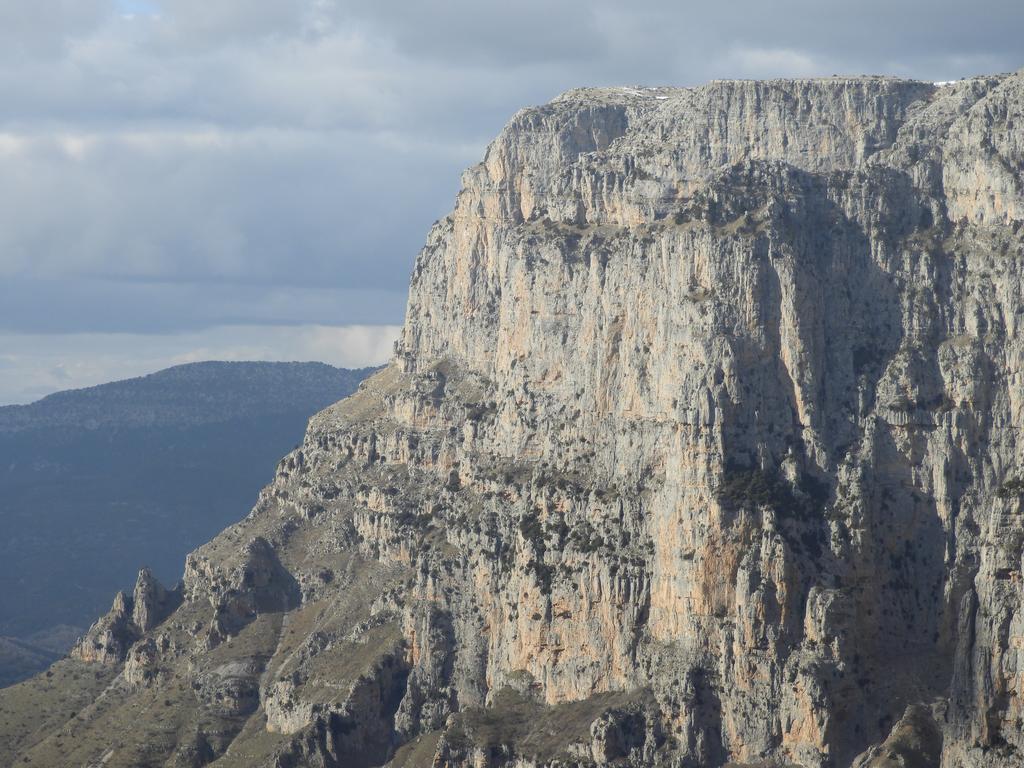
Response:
997,477,1024,500
715,465,829,521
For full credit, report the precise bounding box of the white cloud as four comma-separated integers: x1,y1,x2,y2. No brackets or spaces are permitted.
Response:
0,324,400,405
0,133,28,156
721,47,825,79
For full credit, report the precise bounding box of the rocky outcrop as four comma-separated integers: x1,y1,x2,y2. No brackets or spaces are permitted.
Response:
68,590,136,665
70,569,181,666
131,567,180,633
853,704,943,768
5,70,1024,768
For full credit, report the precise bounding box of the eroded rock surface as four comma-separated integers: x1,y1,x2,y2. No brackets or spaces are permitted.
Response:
3,71,1024,768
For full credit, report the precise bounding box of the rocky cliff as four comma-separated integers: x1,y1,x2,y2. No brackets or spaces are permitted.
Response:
2,71,1022,768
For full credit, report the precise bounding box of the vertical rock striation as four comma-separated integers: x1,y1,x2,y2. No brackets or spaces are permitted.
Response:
4,70,1024,768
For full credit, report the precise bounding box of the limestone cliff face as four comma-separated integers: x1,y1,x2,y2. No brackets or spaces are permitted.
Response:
5,71,1024,768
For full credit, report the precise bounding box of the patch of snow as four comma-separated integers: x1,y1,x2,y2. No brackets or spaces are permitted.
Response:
619,87,671,100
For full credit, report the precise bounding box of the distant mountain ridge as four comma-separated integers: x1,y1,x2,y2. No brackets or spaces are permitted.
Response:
0,360,376,686
0,360,372,431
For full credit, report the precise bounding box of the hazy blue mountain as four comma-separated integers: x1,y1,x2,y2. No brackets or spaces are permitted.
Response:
0,361,375,685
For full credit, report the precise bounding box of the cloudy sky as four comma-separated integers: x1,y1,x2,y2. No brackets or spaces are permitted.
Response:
0,0,1020,403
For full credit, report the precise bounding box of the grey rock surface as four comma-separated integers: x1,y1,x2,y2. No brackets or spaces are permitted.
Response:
2,71,1023,767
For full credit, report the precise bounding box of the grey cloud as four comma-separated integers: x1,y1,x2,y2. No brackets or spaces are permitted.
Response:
147,0,310,48
0,0,108,61
330,0,609,67
325,1,1024,81
9,3,1017,135
0,128,465,292
0,278,408,335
